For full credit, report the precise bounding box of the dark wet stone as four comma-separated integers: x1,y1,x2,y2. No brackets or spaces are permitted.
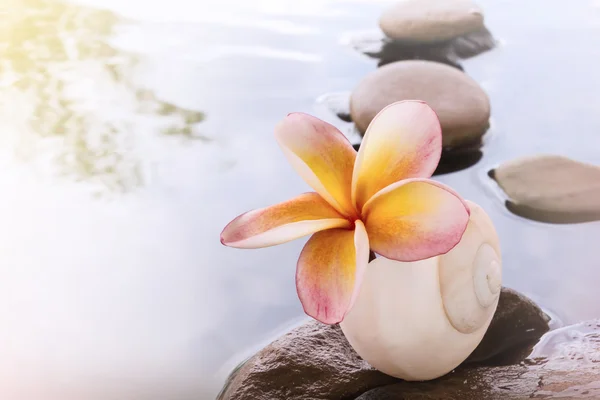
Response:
357,321,600,400
351,28,495,69
218,288,549,400
450,27,497,59
375,40,464,69
491,155,600,224
466,288,550,365
433,148,483,176
217,321,398,400
355,366,600,399
350,60,491,149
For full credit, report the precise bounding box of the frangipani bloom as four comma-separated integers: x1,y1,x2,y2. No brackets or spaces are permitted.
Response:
221,100,470,324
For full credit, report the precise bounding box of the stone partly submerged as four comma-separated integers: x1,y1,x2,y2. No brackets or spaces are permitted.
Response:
379,0,486,43
433,146,483,176
466,288,550,365
350,60,490,149
217,288,549,400
349,28,496,70
357,320,600,399
490,155,600,224
217,320,397,400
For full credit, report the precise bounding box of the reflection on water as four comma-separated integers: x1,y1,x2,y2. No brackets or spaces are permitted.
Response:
434,148,483,176
0,0,206,193
347,27,496,69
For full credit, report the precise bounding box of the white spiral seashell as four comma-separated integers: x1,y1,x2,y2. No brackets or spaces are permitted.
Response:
339,200,501,381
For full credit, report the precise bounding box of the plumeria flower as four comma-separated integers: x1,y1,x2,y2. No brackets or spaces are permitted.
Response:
221,100,470,324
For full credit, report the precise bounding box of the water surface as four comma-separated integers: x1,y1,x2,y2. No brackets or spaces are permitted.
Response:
1,0,600,398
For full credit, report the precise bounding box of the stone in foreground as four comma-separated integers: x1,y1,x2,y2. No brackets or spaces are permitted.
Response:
379,0,485,43
218,288,549,400
357,320,600,399
491,155,600,224
467,287,550,364
350,60,490,149
218,321,397,400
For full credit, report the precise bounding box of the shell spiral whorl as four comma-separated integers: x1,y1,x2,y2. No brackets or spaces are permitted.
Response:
474,244,502,307
439,201,502,334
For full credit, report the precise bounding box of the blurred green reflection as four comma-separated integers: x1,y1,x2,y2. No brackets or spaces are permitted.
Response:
0,0,207,193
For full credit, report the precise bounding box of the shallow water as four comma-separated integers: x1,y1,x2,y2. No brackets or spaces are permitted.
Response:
1,0,600,398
